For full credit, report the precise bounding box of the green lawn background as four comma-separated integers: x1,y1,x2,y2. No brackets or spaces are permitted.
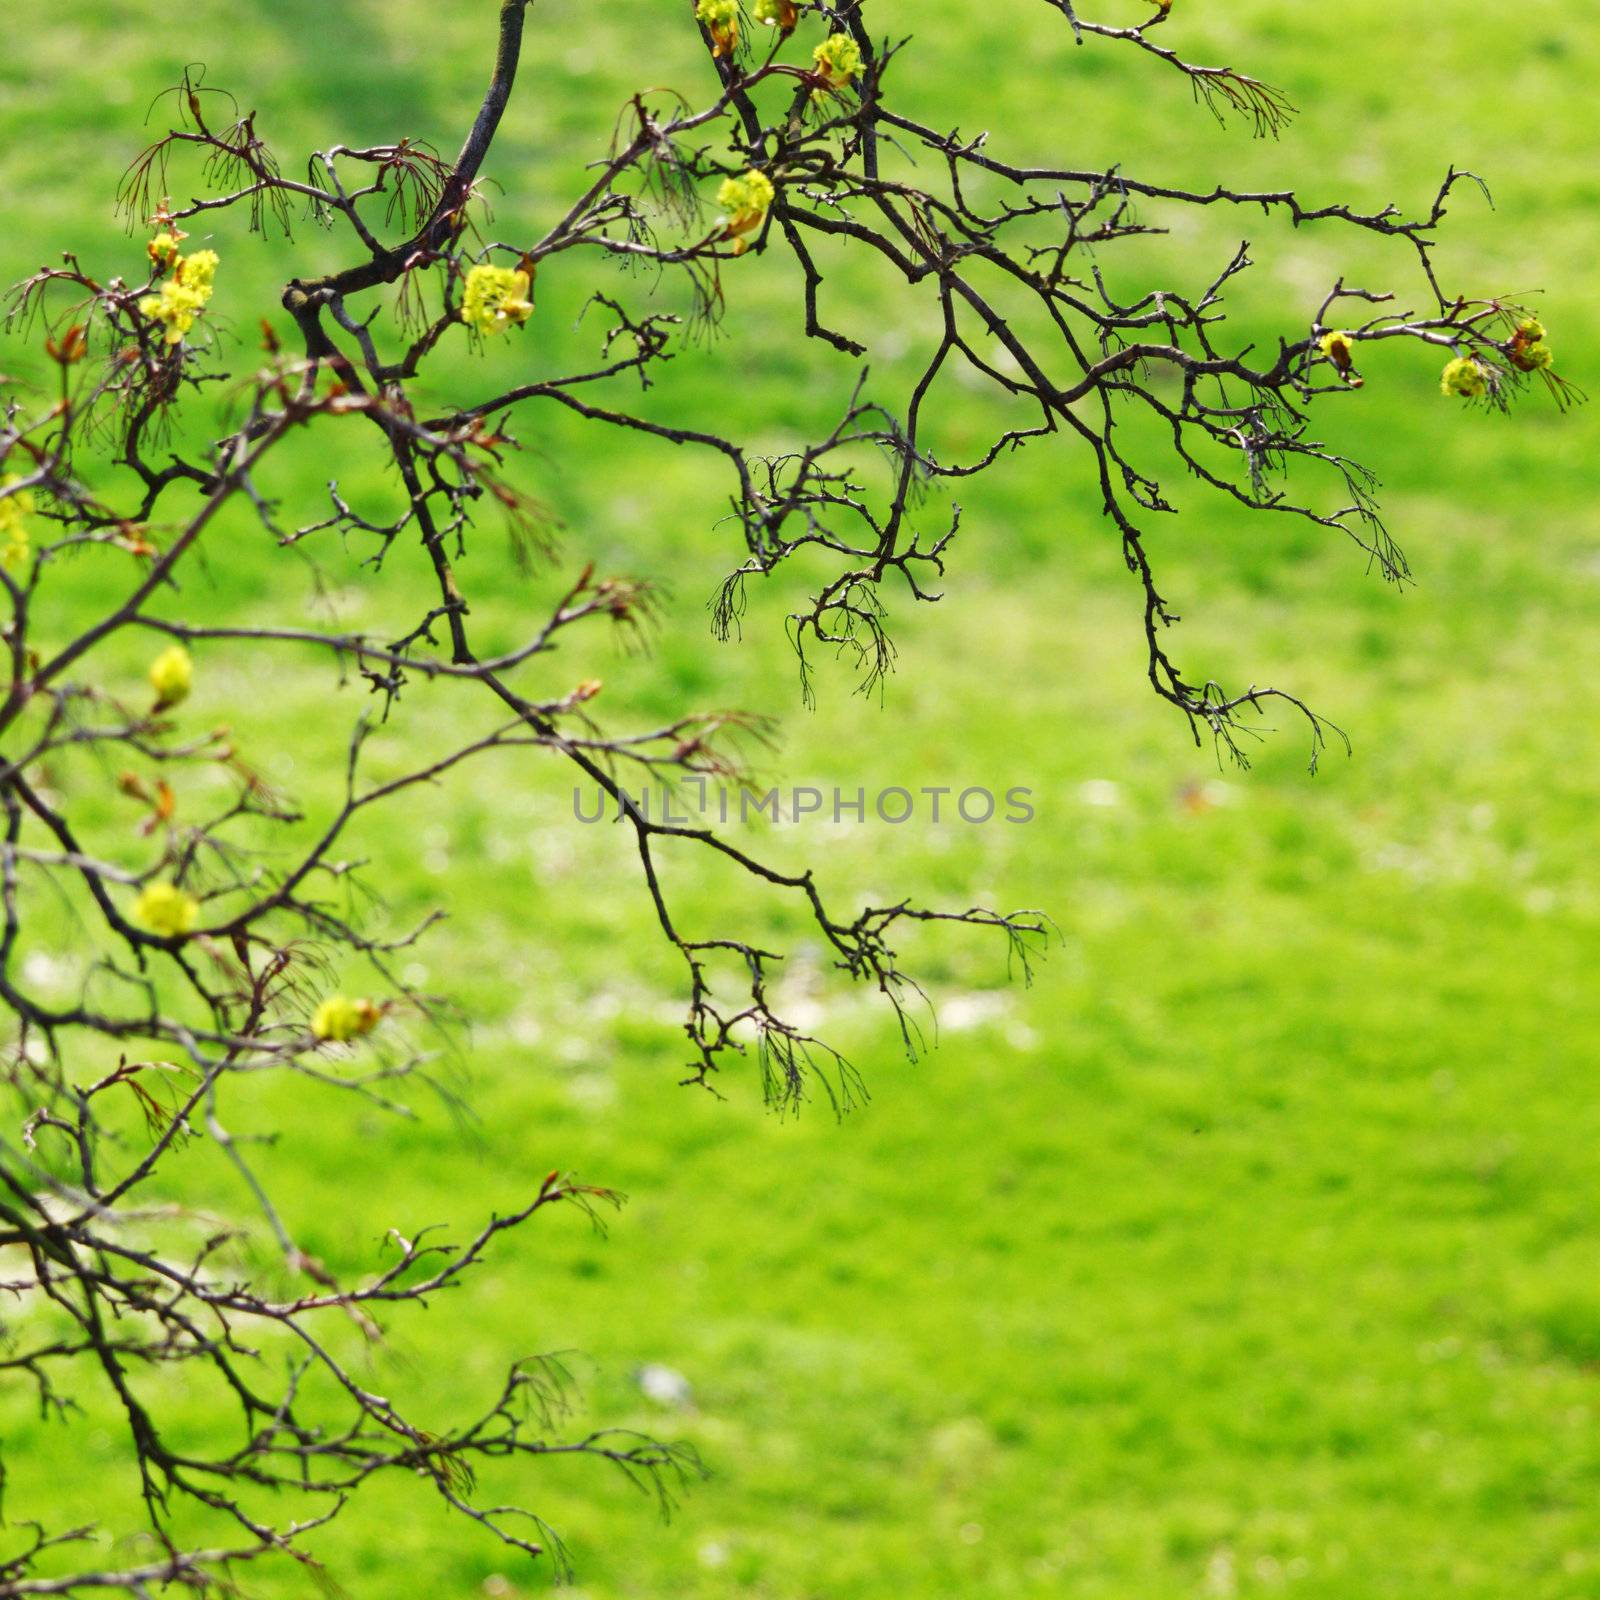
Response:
2,2,1600,1596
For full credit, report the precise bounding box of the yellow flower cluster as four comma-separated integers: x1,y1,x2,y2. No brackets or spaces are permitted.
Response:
813,32,862,92
696,0,740,56
753,0,798,32
1440,355,1488,400
180,249,219,293
0,473,33,573
311,994,382,1043
461,263,534,337
717,169,775,255
149,644,193,709
1508,318,1554,373
147,230,184,272
133,881,201,938
1315,329,1364,388
140,246,220,347
1318,329,1355,370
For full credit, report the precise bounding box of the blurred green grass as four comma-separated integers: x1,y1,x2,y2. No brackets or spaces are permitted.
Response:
3,1,1600,1595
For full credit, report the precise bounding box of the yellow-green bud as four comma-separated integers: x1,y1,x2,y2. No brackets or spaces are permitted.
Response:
695,0,740,56
149,644,193,709
461,264,534,337
1318,329,1356,375
813,32,863,91
1440,356,1488,400
133,881,201,937
311,995,382,1043
717,169,776,255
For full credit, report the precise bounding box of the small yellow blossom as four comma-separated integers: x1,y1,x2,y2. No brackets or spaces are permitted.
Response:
717,169,775,255
753,0,798,32
461,264,534,337
139,248,217,345
813,32,863,93
696,0,740,56
133,881,201,938
138,246,219,346
149,644,193,709
1440,355,1488,400
176,249,219,294
1317,329,1356,373
138,246,217,347
0,474,33,573
140,282,203,344
1509,319,1553,373
147,230,185,272
311,994,382,1043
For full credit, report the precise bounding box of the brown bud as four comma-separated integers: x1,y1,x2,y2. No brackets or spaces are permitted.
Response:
46,324,89,365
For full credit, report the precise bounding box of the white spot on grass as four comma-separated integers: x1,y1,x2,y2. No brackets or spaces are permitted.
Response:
636,1363,693,1408
1077,778,1122,808
940,992,1009,1033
